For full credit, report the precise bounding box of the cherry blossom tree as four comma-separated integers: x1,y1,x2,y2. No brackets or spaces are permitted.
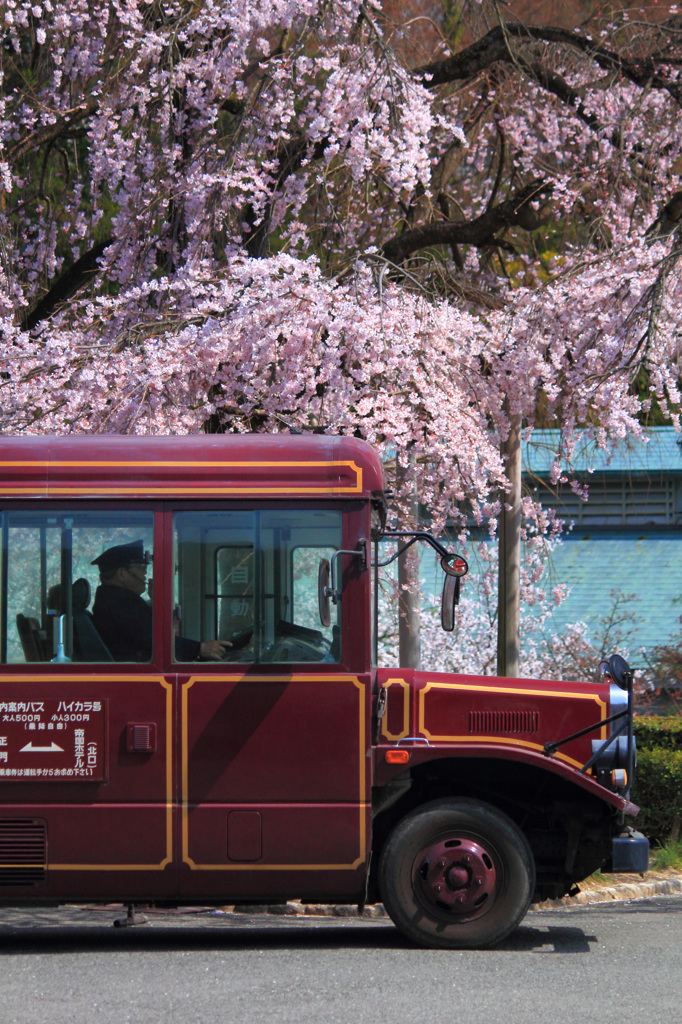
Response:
1,0,681,635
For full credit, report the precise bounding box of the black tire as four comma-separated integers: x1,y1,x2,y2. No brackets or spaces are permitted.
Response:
378,797,535,949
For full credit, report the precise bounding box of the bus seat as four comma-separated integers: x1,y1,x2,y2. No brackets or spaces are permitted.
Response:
16,614,47,662
72,578,114,662
45,579,114,663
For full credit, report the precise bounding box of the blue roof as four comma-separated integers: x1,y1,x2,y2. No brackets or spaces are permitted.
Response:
524,427,682,477
444,532,682,659
411,428,682,668
539,532,682,655
519,428,682,655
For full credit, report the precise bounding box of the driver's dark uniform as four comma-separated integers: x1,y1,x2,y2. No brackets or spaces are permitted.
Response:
92,585,200,662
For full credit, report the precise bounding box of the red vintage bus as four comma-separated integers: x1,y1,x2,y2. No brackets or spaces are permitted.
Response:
0,434,646,948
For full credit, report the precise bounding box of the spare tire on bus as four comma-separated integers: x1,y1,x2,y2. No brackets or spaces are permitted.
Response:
378,797,535,949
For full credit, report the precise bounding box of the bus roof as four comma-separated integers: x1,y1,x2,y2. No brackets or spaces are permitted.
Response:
0,434,386,501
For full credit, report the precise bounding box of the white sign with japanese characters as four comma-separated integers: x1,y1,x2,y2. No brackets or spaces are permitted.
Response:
0,699,106,781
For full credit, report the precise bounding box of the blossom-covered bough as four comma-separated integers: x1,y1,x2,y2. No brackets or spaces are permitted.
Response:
1,0,681,535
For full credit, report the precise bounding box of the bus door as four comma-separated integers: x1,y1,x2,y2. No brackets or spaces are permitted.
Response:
173,507,371,903
0,509,175,901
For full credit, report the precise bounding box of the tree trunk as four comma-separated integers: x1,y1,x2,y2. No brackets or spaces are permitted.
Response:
398,544,421,670
397,455,421,670
497,411,522,678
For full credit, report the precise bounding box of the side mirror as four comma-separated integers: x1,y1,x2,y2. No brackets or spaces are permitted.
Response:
318,558,331,628
441,553,468,577
318,542,367,627
441,573,460,632
608,653,633,691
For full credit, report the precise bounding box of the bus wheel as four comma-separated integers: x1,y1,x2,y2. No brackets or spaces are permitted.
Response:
378,797,535,949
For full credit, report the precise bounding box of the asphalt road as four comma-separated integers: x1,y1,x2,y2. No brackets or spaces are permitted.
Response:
1,897,681,1024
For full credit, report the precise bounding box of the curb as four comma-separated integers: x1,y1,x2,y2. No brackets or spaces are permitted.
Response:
227,902,387,918
221,874,682,919
534,874,682,909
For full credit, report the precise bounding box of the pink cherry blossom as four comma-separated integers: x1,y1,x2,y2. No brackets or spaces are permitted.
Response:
1,1,681,668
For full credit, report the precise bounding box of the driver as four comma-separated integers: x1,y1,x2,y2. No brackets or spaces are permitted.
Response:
91,540,231,662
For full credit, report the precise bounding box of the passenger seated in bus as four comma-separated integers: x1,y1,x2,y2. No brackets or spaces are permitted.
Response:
91,540,231,662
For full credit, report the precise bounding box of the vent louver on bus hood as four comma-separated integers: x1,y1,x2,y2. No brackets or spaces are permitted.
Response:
468,710,540,734
0,819,47,885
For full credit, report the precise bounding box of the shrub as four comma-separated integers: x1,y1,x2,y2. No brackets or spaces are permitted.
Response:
634,716,682,752
631,747,682,844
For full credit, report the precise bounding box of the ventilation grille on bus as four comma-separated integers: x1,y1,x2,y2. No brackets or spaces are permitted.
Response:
469,710,540,735
0,819,47,885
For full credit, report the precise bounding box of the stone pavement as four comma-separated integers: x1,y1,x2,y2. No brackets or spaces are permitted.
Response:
75,869,682,924
219,868,682,919
536,868,682,908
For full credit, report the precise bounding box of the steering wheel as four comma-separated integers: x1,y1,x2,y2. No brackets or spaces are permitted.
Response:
227,627,254,650
260,631,333,664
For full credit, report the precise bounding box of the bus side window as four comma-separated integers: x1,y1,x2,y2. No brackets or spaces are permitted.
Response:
216,546,254,649
1,511,153,665
173,510,342,665
292,545,338,640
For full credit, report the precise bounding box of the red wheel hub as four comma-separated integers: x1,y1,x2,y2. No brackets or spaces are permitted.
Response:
413,837,497,918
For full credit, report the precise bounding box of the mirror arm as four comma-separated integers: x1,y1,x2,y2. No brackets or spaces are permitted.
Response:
373,531,467,580
326,540,368,605
375,530,451,567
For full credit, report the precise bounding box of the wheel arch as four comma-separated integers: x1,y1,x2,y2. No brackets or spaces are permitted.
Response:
370,754,618,903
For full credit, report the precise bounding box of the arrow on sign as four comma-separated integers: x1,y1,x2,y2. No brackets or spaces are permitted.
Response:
19,741,64,753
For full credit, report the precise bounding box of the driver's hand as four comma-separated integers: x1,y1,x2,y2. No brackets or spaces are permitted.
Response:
199,639,233,661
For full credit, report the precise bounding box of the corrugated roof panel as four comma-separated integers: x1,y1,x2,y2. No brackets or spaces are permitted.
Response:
539,534,682,655
524,427,682,477
430,533,681,660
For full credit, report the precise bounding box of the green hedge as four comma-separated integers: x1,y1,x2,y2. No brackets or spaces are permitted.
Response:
634,716,682,752
631,746,682,843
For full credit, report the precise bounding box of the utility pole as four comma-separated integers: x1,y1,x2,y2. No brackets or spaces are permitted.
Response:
497,410,522,678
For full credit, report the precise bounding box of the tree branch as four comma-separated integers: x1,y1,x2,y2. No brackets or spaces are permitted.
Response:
381,179,554,265
242,135,330,257
21,238,112,330
7,98,99,164
415,23,681,105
